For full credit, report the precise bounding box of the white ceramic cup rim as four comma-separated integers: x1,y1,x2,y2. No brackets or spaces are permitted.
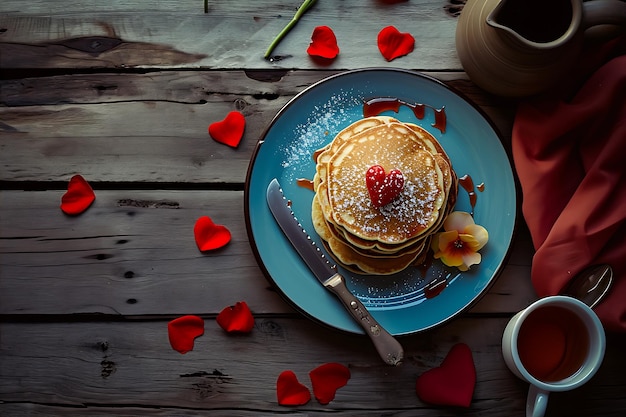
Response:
504,295,606,392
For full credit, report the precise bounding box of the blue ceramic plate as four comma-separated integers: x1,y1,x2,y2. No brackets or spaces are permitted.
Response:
245,69,516,336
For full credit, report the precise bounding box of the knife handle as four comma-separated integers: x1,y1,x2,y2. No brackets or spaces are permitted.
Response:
324,273,404,366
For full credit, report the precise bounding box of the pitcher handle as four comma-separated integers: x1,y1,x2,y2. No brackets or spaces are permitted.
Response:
526,384,549,417
583,0,626,37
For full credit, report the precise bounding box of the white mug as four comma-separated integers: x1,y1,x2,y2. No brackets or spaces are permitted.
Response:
502,296,606,417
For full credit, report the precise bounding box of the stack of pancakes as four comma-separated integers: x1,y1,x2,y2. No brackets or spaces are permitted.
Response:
311,116,457,275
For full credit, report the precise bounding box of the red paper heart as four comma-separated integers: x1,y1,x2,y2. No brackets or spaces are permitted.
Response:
167,315,205,354
415,343,476,408
194,216,231,252
307,26,340,59
216,301,255,333
309,362,351,405
366,165,405,207
277,370,311,406
208,111,246,148
60,175,95,215
377,26,415,61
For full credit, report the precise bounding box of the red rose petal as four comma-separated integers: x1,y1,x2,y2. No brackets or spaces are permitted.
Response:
307,26,340,59
193,216,231,252
309,362,351,405
167,315,204,354
208,111,246,148
415,343,476,408
60,175,95,215
277,370,311,406
377,26,415,61
216,301,255,333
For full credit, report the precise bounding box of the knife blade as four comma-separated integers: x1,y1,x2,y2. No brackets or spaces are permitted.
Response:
266,178,404,366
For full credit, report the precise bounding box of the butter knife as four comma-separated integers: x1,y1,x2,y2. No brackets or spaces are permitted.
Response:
266,178,404,366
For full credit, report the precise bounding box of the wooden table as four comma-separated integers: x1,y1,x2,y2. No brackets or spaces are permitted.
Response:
1,1,625,415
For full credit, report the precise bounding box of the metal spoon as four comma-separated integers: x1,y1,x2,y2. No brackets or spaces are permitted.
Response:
561,264,613,309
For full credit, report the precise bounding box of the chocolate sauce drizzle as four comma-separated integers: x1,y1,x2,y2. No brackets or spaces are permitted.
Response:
362,97,447,133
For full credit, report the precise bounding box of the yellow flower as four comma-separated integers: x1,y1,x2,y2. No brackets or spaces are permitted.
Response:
431,211,489,271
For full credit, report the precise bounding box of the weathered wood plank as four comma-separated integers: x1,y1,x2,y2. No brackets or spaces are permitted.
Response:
0,189,286,315
1,319,624,416
0,189,534,316
0,71,515,184
0,0,462,70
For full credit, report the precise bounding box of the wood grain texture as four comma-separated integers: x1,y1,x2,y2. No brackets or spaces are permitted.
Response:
0,189,535,316
3,1,623,415
0,71,514,184
0,0,461,70
1,319,624,416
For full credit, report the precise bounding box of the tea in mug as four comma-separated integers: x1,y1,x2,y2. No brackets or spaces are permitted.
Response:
517,305,590,382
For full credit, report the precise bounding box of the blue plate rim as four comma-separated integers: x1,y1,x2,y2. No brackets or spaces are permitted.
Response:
244,68,519,336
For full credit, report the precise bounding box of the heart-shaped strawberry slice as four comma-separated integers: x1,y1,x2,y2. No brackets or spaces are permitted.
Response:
309,362,351,405
276,370,311,406
216,301,255,333
415,343,476,408
377,25,415,61
60,175,96,215
365,165,405,207
167,315,205,354
194,216,231,252
307,25,340,59
208,111,246,148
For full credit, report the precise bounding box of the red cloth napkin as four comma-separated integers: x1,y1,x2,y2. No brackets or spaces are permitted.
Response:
512,36,626,333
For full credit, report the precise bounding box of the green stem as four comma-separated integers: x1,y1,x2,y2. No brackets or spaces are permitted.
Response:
264,0,318,59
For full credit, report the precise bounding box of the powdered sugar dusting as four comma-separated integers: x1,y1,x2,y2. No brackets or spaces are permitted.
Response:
327,130,444,243
280,89,362,180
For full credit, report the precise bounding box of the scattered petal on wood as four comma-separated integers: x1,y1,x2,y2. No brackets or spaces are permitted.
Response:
167,315,205,354
307,26,340,59
194,216,232,252
60,175,96,215
377,26,415,61
216,301,255,333
309,362,351,405
415,343,476,407
208,111,246,148
277,370,311,406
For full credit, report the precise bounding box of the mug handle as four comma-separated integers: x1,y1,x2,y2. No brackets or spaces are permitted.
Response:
526,385,549,417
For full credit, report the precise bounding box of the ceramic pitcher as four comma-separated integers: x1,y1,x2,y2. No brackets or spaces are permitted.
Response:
456,0,626,97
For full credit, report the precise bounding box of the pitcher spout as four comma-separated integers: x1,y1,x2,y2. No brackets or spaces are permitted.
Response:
486,0,579,48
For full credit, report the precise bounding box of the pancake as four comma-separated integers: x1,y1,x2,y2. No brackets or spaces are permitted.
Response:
311,116,458,275
326,123,447,244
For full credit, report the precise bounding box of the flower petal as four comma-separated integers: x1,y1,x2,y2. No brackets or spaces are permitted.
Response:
461,251,482,270
464,224,489,249
277,370,311,406
377,26,415,61
438,250,465,268
307,25,339,59
415,343,476,407
194,216,232,252
167,315,204,354
216,301,255,333
459,233,482,252
309,363,351,405
60,175,95,215
208,111,246,148
434,230,459,251
443,211,475,233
